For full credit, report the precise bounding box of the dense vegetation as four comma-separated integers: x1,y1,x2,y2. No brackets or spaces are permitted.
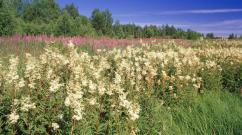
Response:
0,0,205,39
0,0,242,134
0,39,242,134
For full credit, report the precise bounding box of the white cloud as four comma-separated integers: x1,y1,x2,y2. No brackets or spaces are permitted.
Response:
157,9,242,15
114,8,242,17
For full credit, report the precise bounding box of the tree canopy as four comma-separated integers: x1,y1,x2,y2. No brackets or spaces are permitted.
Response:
0,0,204,40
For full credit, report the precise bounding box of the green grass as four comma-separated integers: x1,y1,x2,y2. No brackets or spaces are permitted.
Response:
137,91,242,135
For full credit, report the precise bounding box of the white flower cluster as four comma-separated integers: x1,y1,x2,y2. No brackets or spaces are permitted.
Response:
8,111,19,124
19,96,36,112
25,53,41,89
6,56,19,84
8,96,36,124
49,77,64,93
119,92,140,121
51,122,60,130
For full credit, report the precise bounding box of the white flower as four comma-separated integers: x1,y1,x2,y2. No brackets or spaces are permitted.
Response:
72,106,84,121
58,114,63,119
6,56,19,84
191,78,196,82
13,99,20,106
88,81,97,93
128,103,140,121
49,78,63,93
18,78,25,88
114,72,122,84
162,71,168,79
82,80,88,87
51,123,60,130
178,76,184,80
98,85,106,95
193,83,201,89
20,96,36,112
185,75,191,80
88,98,97,105
141,70,147,76
64,97,71,107
169,86,173,91
137,74,142,80
119,93,140,121
8,111,19,124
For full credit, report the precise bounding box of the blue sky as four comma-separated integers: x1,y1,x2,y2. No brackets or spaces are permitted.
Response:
57,0,242,36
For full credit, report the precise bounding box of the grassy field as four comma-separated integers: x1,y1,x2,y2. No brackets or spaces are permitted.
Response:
0,37,242,135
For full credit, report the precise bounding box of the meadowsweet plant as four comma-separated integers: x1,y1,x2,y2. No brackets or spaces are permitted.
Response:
0,40,242,134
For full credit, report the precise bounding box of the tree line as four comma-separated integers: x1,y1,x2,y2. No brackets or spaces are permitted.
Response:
205,33,242,39
0,0,220,40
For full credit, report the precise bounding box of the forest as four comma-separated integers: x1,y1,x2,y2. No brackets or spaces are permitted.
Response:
0,0,206,39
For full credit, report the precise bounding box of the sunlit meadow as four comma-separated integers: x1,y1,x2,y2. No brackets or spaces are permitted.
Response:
0,36,242,135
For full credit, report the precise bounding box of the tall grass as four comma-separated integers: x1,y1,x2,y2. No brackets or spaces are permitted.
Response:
137,91,242,135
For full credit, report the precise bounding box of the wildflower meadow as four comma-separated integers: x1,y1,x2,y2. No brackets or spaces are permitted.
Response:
0,37,242,135
1,0,242,134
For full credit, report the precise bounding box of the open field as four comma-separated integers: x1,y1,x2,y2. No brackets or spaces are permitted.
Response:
0,37,242,135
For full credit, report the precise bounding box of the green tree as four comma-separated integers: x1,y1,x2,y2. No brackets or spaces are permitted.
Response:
23,0,61,23
228,33,237,39
3,0,25,14
144,26,155,38
91,9,113,36
186,29,202,40
64,3,79,19
0,9,15,36
71,16,96,36
113,21,125,38
174,28,186,39
91,9,105,35
206,33,215,39
134,26,143,38
0,0,3,8
103,9,113,36
54,11,72,36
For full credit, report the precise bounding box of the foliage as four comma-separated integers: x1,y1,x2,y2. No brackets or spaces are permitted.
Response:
0,9,15,36
54,11,73,36
63,3,79,19
22,0,61,23
91,9,113,36
186,29,203,40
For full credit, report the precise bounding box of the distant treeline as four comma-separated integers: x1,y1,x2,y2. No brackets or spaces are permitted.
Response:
205,33,242,40
0,0,239,40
